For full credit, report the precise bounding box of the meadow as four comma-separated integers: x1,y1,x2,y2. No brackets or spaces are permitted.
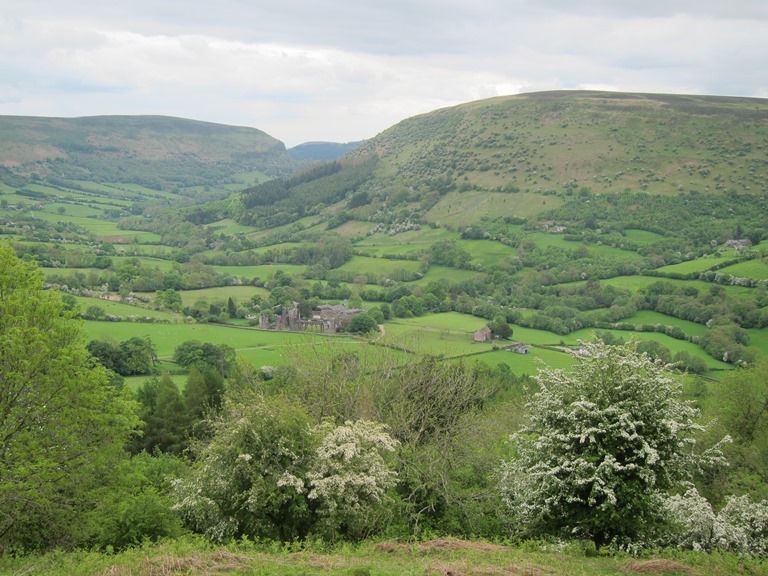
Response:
655,254,738,275
716,258,768,279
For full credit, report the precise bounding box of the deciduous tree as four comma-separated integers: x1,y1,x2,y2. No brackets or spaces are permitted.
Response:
0,245,138,551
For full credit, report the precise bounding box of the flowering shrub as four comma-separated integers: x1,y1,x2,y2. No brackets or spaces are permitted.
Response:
173,390,399,543
500,340,727,548
281,420,399,539
663,489,768,554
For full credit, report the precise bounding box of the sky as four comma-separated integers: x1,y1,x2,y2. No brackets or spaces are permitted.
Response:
1,1,766,147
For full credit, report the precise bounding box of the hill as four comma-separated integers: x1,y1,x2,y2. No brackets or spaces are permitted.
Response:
0,114,297,197
234,90,768,230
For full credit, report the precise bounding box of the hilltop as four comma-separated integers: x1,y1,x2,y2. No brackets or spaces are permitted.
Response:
232,90,768,230
0,114,298,198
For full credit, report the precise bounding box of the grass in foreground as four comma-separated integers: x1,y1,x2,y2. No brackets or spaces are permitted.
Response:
1,536,762,576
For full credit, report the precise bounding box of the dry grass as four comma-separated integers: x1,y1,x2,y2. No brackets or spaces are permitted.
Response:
621,559,696,575
102,551,249,576
375,537,510,554
425,559,554,576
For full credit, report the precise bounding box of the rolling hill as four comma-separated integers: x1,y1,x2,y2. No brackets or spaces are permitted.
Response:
234,90,768,230
0,114,298,196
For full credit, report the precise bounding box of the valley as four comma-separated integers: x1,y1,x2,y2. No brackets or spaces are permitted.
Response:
2,90,768,564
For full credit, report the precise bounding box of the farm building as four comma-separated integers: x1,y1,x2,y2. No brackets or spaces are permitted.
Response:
501,342,530,354
473,326,493,342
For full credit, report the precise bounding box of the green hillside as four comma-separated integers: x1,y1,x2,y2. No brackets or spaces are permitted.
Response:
0,114,297,197
231,90,768,231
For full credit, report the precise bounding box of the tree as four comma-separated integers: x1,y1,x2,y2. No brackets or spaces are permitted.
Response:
173,340,236,378
0,245,138,551
500,340,726,548
118,336,157,375
183,365,225,422
347,312,379,335
488,314,513,339
132,375,190,455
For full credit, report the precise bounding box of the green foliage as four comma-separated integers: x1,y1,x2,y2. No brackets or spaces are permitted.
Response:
501,340,727,548
239,159,377,229
82,451,186,550
282,420,399,541
0,245,139,552
173,377,401,544
488,314,513,339
132,375,190,455
173,389,315,542
347,312,379,334
701,361,768,503
172,340,236,377
87,336,157,376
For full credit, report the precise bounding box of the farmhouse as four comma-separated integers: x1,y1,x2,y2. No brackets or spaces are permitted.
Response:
473,326,493,342
260,303,361,334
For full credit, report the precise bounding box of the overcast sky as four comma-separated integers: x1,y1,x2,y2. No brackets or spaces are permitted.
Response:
1,1,766,146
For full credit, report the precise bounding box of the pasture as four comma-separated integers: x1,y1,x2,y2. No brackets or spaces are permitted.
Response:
412,265,479,285
174,285,270,306
456,239,517,267
621,310,708,338
655,253,737,275
22,210,163,242
210,263,308,279
716,258,768,280
426,190,561,224
380,312,577,375
355,225,458,257
337,255,422,276
566,327,730,370
82,320,363,364
73,296,178,320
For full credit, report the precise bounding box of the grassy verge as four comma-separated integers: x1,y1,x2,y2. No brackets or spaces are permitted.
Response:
1,536,760,576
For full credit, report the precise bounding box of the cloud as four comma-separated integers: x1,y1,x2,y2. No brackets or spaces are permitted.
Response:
0,1,766,145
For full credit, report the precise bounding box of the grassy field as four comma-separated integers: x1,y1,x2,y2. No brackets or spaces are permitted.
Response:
172,285,271,306
426,190,562,225
73,296,179,320
355,226,459,257
380,313,578,374
210,263,308,279
111,255,178,271
621,310,708,338
2,536,757,576
655,254,737,275
412,265,480,285
338,255,422,276
716,258,768,279
567,327,730,370
456,239,517,267
83,320,364,365
561,275,758,299
23,210,163,242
